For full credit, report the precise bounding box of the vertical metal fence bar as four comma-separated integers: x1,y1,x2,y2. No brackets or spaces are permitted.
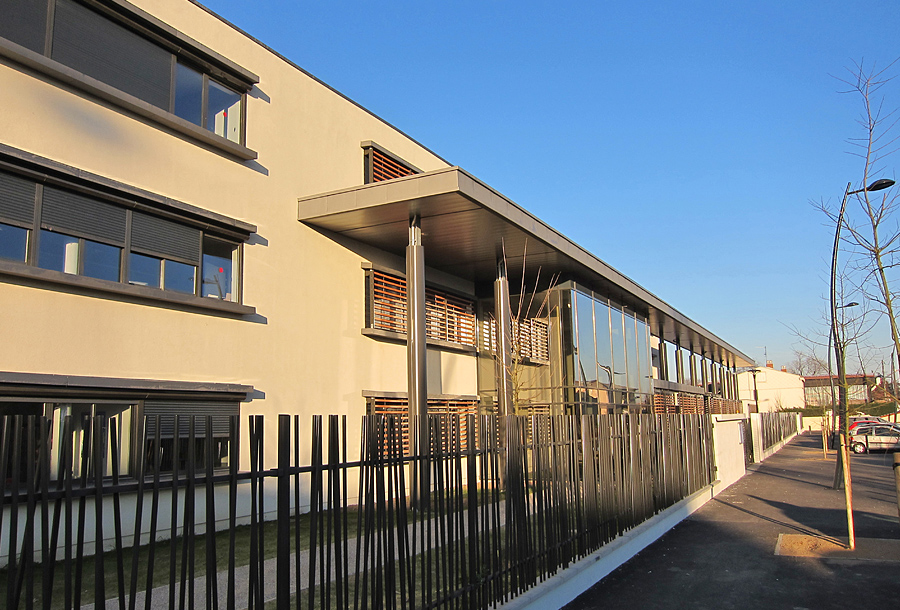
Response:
128,414,146,610
144,416,163,610
168,416,181,610
109,418,126,610
277,414,291,610
204,416,219,610
227,415,238,610
92,415,106,610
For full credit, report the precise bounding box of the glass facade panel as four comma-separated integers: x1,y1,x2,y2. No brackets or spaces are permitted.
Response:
665,341,678,383
82,239,120,282
636,318,651,395
38,230,79,274
128,252,162,288
625,313,639,391
163,259,196,294
575,291,597,386
174,63,204,126
609,305,627,390
207,80,242,143
0,222,28,261
595,299,613,387
202,237,236,300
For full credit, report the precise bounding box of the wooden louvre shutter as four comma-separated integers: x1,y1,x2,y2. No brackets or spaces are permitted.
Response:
370,270,476,347
0,170,36,226
364,147,417,183
367,396,478,454
51,0,172,109
41,185,127,245
131,211,202,265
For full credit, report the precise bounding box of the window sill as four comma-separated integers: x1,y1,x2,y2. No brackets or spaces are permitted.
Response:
0,38,257,161
0,259,255,316
361,327,477,354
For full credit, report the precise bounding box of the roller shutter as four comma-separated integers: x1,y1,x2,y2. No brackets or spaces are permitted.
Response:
0,0,48,53
131,211,201,265
0,170,36,226
51,0,172,109
41,185,126,244
143,401,239,438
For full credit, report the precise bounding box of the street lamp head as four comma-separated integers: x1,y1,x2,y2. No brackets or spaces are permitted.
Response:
839,301,859,308
866,178,895,192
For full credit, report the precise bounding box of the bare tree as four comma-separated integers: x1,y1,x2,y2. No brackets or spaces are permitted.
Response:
831,60,900,370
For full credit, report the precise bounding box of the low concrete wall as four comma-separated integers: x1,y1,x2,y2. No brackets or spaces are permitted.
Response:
502,483,719,610
711,415,747,492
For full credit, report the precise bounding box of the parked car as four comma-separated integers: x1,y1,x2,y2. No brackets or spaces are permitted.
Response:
848,417,887,432
849,423,900,453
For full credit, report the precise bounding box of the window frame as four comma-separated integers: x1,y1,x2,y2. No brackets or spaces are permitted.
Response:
0,372,251,485
0,150,256,315
0,0,258,159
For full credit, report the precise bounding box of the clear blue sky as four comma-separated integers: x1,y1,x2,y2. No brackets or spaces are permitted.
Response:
201,0,900,371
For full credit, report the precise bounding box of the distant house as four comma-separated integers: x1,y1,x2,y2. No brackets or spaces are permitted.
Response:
803,374,883,408
737,363,805,413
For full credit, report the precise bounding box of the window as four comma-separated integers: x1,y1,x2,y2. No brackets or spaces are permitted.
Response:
0,166,244,303
0,0,254,148
0,399,238,481
201,237,238,300
367,269,476,347
362,143,419,183
0,401,135,481
142,401,238,476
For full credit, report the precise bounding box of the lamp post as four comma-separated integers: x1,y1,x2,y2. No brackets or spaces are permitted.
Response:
828,178,895,550
750,368,760,413
827,301,859,447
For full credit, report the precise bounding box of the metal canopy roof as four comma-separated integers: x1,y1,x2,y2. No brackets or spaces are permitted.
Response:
297,167,752,367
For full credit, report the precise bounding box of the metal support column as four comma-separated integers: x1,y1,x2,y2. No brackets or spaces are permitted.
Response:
407,216,428,508
494,257,514,418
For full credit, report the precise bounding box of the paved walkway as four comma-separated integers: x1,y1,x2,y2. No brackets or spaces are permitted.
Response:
564,433,900,610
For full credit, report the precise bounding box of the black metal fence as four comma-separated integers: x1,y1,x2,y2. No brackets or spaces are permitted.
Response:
1,412,715,609
759,412,799,451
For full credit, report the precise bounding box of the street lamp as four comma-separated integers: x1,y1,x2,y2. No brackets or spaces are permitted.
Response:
828,178,895,550
830,178,894,465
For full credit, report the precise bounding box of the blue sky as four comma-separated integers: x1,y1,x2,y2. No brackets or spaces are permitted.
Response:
201,0,900,371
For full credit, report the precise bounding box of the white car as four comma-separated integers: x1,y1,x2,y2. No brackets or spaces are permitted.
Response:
849,423,900,453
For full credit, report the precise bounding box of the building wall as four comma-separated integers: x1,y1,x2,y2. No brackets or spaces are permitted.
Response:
0,0,469,465
737,368,805,412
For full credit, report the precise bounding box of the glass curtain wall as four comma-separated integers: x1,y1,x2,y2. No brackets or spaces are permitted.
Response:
566,286,651,414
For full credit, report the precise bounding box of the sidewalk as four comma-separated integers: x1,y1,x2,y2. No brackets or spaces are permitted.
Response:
564,433,900,610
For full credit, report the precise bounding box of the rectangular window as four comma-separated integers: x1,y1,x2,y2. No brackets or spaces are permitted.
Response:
368,269,476,347
0,0,252,146
143,401,238,475
201,236,237,300
0,167,244,302
0,401,135,481
0,399,239,482
0,222,28,261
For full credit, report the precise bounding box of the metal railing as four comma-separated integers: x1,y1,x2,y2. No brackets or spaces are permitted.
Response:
1,412,715,609
759,412,799,450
